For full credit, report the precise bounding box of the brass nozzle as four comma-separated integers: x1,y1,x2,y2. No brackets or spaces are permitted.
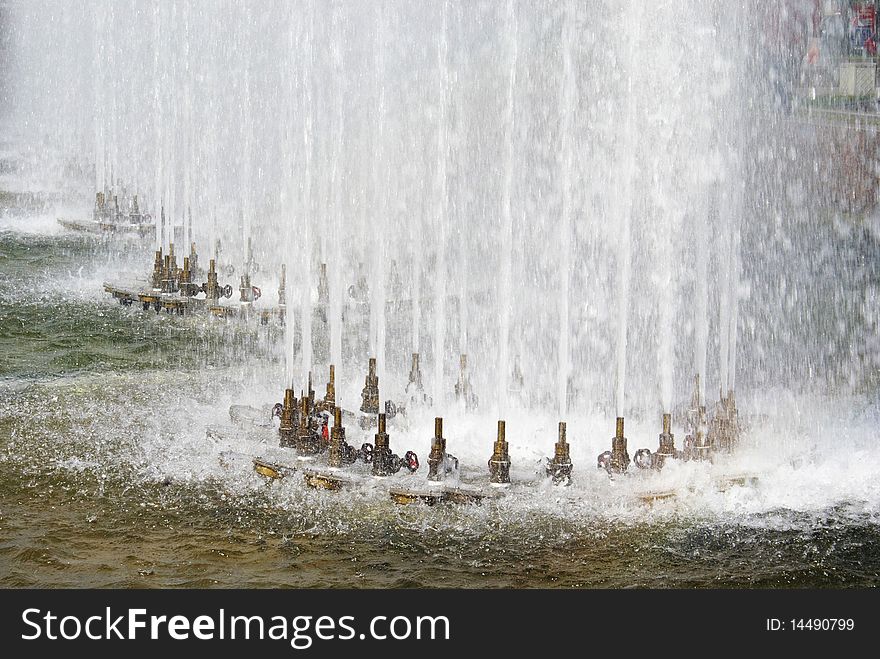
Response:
554,421,570,461
662,413,671,435
608,416,629,473
279,388,297,448
378,412,386,434
428,416,447,482
369,357,376,376
325,364,336,406
489,418,511,484
334,406,342,428
548,420,573,484
299,397,308,427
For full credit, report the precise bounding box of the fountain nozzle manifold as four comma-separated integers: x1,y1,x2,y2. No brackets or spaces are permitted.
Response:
598,416,629,474
634,413,680,470
360,358,380,415
359,413,419,477
546,421,573,484
427,417,458,482
488,420,511,484
327,407,357,468
683,374,712,461
277,388,298,448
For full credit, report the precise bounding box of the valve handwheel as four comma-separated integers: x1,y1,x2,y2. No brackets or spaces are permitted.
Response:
222,284,233,298
404,451,419,473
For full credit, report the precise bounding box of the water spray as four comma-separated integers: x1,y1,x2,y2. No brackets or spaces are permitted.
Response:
454,354,477,410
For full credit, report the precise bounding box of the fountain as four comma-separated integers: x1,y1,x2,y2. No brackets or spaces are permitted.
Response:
10,0,879,593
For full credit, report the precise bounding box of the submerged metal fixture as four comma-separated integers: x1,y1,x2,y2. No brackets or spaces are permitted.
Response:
327,407,357,468
253,457,295,480
278,388,297,448
488,420,511,485
454,354,478,410
427,417,459,482
598,417,629,474
318,263,330,305
360,357,380,415
546,421,573,484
